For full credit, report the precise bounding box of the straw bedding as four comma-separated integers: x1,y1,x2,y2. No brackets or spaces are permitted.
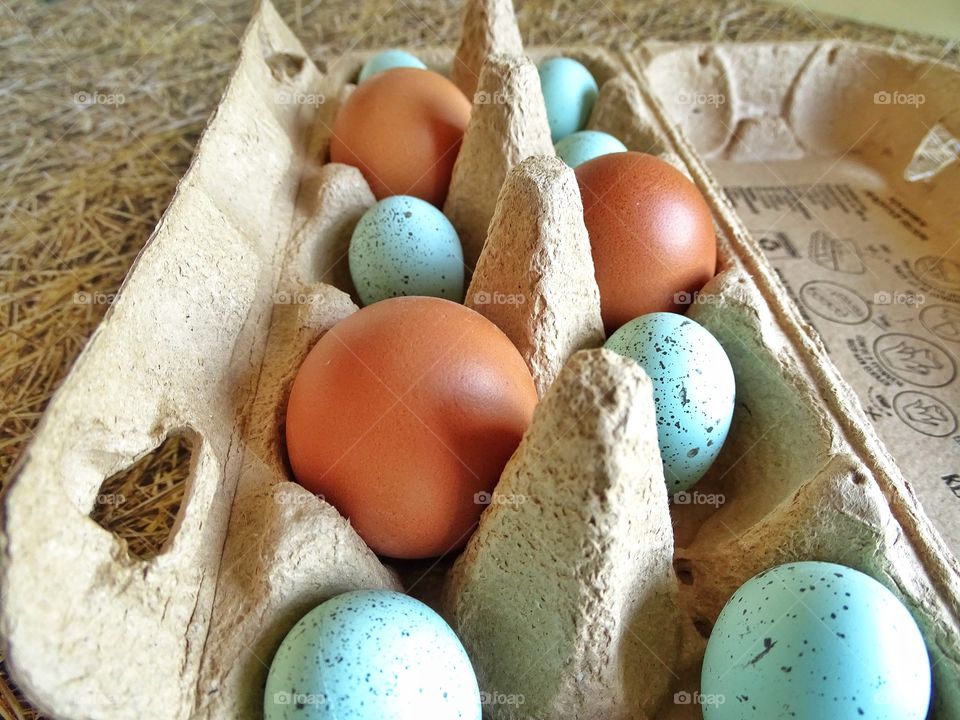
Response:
0,0,955,716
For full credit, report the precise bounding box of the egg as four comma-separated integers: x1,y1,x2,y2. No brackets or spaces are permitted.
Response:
604,312,734,493
358,49,427,83
349,195,465,305
538,57,599,142
264,589,481,720
285,296,538,559
554,130,627,168
330,68,471,207
554,130,626,168
576,151,717,332
701,561,932,720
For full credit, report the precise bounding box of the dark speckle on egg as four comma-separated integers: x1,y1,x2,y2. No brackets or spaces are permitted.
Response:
264,589,482,719
604,311,735,494
700,561,931,720
348,196,465,307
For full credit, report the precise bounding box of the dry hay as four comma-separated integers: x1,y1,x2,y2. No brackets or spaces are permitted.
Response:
0,0,955,717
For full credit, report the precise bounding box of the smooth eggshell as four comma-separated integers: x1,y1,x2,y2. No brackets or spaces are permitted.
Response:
554,130,627,168
285,296,538,559
701,561,931,720
538,57,599,143
576,151,717,332
358,49,427,83
605,312,734,493
349,195,465,305
264,589,481,720
330,68,471,207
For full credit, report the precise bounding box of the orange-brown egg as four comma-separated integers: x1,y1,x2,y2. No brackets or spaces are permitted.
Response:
330,68,471,207
575,151,717,332
284,296,537,559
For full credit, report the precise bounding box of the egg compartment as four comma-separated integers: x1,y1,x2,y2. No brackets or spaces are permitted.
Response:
636,41,960,715
0,1,958,719
641,40,960,552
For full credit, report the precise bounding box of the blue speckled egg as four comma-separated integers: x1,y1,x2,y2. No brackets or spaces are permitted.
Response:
701,561,931,720
349,195,465,306
264,589,482,720
604,312,734,493
538,57,599,143
358,49,427,82
554,130,626,168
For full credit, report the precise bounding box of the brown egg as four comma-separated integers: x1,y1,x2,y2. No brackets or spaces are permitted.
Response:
329,68,471,207
575,151,717,332
285,296,537,559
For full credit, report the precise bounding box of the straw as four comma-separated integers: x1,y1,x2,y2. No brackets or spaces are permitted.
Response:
0,0,954,717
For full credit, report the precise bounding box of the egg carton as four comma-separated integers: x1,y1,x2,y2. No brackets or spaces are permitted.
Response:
1,0,958,718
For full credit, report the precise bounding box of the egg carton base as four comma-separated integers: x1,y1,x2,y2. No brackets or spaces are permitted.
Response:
1,1,958,719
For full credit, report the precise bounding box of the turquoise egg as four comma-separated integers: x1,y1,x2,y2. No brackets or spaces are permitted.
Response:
702,561,931,720
264,589,482,720
349,195,465,306
554,130,626,168
604,312,734,493
358,49,427,82
538,57,599,143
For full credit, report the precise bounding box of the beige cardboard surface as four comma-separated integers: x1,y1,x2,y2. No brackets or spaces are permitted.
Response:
644,41,960,555
445,348,686,720
2,2,960,718
465,154,605,397
444,53,554,269
0,4,399,719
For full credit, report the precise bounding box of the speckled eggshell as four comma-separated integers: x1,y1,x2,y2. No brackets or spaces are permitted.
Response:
538,57,599,143
349,195,465,306
264,589,482,720
701,561,932,720
358,49,427,83
604,312,734,493
554,130,626,168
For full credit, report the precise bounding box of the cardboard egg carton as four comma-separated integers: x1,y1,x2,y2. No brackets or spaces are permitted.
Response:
1,0,958,718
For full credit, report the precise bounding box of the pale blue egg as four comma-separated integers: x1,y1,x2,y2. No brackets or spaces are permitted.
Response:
604,312,734,493
701,561,931,720
264,589,482,720
554,130,627,168
538,57,599,143
358,50,427,83
349,195,465,306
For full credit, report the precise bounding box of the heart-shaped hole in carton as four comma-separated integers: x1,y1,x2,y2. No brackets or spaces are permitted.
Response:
89,429,196,560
